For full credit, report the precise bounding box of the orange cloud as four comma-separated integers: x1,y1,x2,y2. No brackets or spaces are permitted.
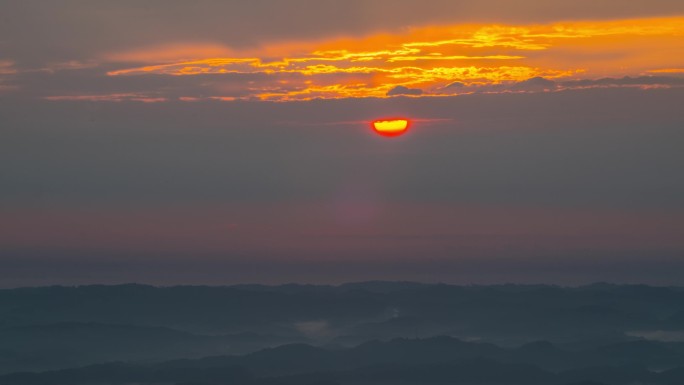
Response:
648,68,684,73
44,94,167,103
105,43,234,63
0,60,17,75
102,16,684,101
0,60,18,93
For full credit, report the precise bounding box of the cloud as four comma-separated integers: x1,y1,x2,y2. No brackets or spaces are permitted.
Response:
559,75,684,88
443,81,467,90
648,68,684,74
3,1,684,68
0,61,18,93
104,43,234,63
4,13,684,100
509,76,557,92
0,60,17,75
436,75,684,96
43,94,167,103
387,85,423,96
437,77,557,95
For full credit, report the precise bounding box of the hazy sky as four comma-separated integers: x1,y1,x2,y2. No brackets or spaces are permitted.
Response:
1,1,683,286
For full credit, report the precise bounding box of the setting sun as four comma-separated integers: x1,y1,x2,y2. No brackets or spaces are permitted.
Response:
372,119,410,137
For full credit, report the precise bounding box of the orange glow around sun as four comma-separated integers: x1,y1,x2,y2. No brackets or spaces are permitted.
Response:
373,119,410,137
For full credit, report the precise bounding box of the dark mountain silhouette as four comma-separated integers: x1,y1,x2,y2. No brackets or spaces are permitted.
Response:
561,382,610,385
4,337,684,385
341,358,554,384
561,364,657,384
4,350,684,385
0,322,293,374
3,283,681,336
2,282,684,382
153,336,684,375
0,362,253,385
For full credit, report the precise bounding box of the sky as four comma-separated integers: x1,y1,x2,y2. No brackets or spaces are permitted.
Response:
1,0,684,287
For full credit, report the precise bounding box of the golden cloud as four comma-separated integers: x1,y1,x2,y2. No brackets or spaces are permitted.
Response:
102,16,684,101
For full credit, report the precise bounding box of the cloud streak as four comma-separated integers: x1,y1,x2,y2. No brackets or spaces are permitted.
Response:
76,16,682,100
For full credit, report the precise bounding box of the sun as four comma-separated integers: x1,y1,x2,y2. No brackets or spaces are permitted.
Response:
372,119,410,137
